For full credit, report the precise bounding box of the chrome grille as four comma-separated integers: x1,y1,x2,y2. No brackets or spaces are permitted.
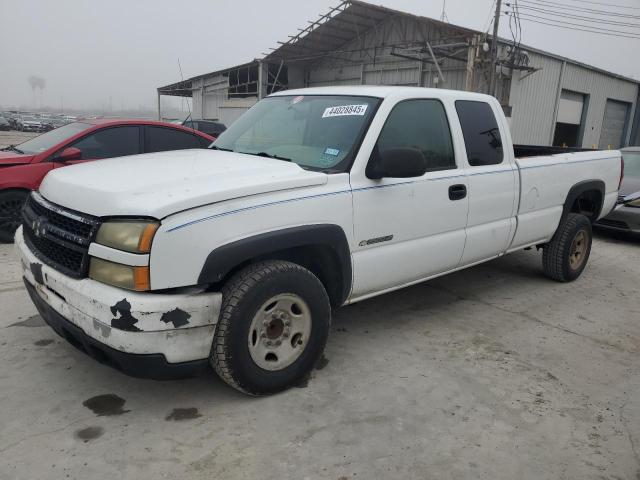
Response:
22,193,100,278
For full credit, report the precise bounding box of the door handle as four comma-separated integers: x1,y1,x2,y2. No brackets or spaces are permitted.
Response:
448,184,467,201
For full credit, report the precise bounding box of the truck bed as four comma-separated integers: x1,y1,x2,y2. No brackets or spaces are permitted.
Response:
514,144,597,159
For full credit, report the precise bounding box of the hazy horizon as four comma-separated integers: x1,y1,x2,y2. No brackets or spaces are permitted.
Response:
1,0,639,115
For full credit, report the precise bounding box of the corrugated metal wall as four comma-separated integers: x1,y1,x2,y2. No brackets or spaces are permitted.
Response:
191,75,258,125
509,51,639,147
632,93,640,146
562,63,637,148
306,15,470,91
508,52,563,145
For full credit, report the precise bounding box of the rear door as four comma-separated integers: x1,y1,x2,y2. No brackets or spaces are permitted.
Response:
144,125,206,152
62,125,142,164
454,100,518,265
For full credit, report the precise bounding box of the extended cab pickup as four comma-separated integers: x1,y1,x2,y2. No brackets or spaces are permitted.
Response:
16,87,622,395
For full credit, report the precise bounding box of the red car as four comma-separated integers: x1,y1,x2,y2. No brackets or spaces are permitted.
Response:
0,119,214,242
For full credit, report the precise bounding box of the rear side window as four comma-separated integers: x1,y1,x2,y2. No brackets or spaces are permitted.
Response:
455,101,503,166
376,99,456,171
70,126,140,159
145,126,201,153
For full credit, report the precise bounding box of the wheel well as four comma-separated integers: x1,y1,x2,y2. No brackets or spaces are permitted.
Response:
198,225,352,308
217,245,347,308
568,189,603,222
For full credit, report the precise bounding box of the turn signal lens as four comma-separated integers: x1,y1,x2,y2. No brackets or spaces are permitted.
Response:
89,258,150,291
96,221,159,253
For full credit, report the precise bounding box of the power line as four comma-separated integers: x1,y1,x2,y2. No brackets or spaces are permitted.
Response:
518,0,640,19
506,12,640,38
490,0,504,95
484,0,498,34
511,11,640,36
549,0,640,9
507,3,640,27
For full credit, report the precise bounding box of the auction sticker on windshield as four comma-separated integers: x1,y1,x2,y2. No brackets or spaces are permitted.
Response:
322,104,368,118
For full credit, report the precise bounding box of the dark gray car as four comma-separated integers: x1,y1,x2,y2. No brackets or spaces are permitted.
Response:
596,147,640,233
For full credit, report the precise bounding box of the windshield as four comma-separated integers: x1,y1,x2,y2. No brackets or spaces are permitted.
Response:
16,122,89,154
213,95,380,172
22,115,38,121
623,151,640,177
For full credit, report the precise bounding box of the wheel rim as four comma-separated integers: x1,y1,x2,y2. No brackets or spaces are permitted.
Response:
569,229,588,270
247,293,312,371
0,199,24,236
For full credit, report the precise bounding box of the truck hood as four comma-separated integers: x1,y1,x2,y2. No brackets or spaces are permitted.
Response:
0,151,35,165
39,149,328,218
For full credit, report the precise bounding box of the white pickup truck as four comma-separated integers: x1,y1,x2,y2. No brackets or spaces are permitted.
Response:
17,87,622,395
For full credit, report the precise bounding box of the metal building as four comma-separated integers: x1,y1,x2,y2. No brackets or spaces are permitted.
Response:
158,0,639,148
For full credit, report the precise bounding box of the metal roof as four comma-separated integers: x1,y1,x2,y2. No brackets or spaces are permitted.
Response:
264,0,475,64
157,61,258,97
158,0,638,95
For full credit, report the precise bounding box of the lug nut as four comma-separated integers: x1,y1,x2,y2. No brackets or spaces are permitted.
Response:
275,340,282,346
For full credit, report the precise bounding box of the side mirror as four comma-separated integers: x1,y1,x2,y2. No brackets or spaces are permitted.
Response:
55,147,82,162
369,147,428,179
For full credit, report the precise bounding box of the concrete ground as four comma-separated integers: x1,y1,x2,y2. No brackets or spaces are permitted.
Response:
1,231,638,480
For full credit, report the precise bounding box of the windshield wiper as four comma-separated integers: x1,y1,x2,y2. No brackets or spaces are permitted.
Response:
1,145,24,154
242,151,292,162
209,145,234,152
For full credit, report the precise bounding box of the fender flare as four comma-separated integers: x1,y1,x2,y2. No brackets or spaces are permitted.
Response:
562,180,605,221
197,224,352,303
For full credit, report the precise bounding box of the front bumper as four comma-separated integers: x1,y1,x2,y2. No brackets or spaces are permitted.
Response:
16,227,222,379
596,204,640,233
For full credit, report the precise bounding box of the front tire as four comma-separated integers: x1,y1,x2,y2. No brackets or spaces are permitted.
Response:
0,190,29,243
542,213,592,282
211,260,331,395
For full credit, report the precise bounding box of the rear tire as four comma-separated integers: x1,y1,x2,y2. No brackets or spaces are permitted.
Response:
211,260,331,395
0,190,29,243
542,213,592,282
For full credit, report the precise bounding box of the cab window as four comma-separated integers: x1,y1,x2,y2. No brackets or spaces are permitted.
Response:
375,99,456,172
455,101,504,166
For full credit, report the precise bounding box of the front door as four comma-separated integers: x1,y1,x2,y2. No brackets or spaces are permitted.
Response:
56,126,142,165
350,98,469,299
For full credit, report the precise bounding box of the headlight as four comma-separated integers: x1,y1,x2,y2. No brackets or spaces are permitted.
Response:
95,220,159,253
89,258,150,291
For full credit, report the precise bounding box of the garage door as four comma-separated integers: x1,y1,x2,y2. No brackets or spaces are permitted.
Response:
557,91,585,125
599,99,630,149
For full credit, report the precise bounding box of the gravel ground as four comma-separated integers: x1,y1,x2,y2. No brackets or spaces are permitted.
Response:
0,229,639,480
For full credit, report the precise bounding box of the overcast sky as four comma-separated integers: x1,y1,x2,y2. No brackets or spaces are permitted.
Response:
1,0,638,112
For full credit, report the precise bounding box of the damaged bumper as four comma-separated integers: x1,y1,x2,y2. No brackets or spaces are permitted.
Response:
16,227,222,379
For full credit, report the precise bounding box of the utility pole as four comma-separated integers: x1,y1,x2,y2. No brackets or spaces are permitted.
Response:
440,0,449,22
489,0,503,97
